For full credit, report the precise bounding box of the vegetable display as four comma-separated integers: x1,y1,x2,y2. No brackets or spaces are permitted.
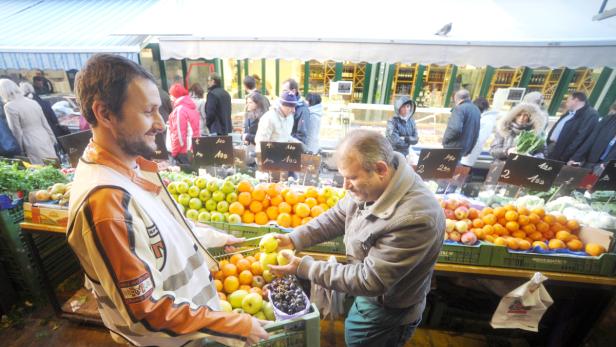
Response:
515,130,545,155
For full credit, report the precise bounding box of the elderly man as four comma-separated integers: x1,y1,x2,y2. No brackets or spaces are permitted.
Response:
442,89,481,158
270,129,445,347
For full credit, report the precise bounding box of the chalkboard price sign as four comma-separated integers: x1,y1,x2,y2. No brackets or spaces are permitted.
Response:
260,141,302,172
192,136,234,167
484,161,506,186
57,130,92,168
498,154,563,191
415,148,461,179
553,165,591,190
594,160,616,191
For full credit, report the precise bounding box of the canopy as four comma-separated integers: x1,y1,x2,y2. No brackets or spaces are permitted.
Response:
0,0,155,70
119,0,616,67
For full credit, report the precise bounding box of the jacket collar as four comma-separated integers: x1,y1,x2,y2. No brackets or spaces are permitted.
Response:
366,152,414,219
83,140,161,194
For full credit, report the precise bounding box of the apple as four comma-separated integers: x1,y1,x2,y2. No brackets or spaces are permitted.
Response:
226,192,238,203
211,212,224,222
219,300,232,312
205,199,218,211
199,189,211,202
232,308,244,314
189,198,203,210
263,302,275,321
455,220,468,233
251,276,265,288
260,252,278,270
176,182,189,194
207,180,219,192
172,194,179,203
259,234,279,253
228,213,241,224
217,201,229,213
242,293,263,314
253,311,266,320
454,206,469,220
223,212,230,222
262,269,274,283
326,196,339,208
198,211,211,223
178,193,191,207
51,193,63,200
35,190,51,201
188,185,200,198
212,190,226,202
461,232,478,245
445,219,456,233
228,290,249,308
50,183,66,195
198,208,207,214
186,209,199,221
195,177,208,189
444,209,455,220
167,182,178,194
449,231,461,242
277,249,295,266
322,187,334,198
221,181,236,194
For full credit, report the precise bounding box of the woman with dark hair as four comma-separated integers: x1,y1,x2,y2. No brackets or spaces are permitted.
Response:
243,92,268,145
189,83,207,135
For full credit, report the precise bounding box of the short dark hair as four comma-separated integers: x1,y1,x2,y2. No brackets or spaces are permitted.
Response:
208,73,221,87
306,93,322,106
571,91,587,103
75,54,155,126
283,78,299,95
189,83,204,98
473,97,489,113
243,76,256,90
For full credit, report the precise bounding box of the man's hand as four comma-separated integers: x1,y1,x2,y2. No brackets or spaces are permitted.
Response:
245,317,269,346
567,160,581,167
273,234,295,250
507,147,517,155
269,253,301,277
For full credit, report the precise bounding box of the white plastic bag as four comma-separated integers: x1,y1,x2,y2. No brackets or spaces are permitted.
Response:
490,272,553,332
310,256,346,320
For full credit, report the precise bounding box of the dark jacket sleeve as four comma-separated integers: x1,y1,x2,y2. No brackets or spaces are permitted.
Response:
570,121,602,162
442,108,464,146
562,111,599,162
386,119,407,149
205,93,218,129
245,118,259,145
292,106,310,145
408,119,419,145
490,132,509,160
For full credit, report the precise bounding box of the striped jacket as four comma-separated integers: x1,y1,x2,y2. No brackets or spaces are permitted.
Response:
67,141,251,346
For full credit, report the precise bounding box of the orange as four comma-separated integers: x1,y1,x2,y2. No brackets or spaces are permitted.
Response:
505,221,519,232
518,215,530,226
222,263,238,277
223,276,239,293
319,203,329,211
294,203,311,218
252,187,267,201
503,204,516,211
493,224,507,236
229,201,245,215
485,235,496,243
518,239,531,250
219,260,229,268
550,223,565,233
255,211,269,225
238,192,252,207
472,219,485,228
301,217,312,225
506,238,519,250
479,207,494,218
270,195,283,206
522,224,536,234
254,252,260,260
250,261,263,275
494,237,507,246
482,224,494,235
284,191,299,205
566,220,580,231
237,180,253,193
291,214,302,227
276,213,292,228
532,241,548,250
528,213,541,224
239,270,253,285
311,205,325,218
482,214,497,225
213,270,224,280
229,254,244,265
305,187,318,199
537,222,550,233
297,193,306,203
493,207,506,218
242,210,255,223
239,285,252,292
266,206,279,220
585,243,606,256
317,194,327,204
305,197,318,208
218,292,227,301
567,239,583,251
474,229,485,240
529,232,544,241
544,230,555,240
266,183,281,197
517,207,530,216
262,198,271,209
556,215,568,225
531,208,546,217
555,230,572,242
236,259,251,272
468,208,480,220
512,231,527,239
245,256,256,264
278,202,292,214
214,279,223,292
548,239,566,250
497,217,507,226
505,210,519,222
543,214,556,225
249,200,263,213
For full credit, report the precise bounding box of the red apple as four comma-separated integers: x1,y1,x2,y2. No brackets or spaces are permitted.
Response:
454,206,469,220
455,220,468,233
444,209,455,220
449,231,461,242
468,208,480,220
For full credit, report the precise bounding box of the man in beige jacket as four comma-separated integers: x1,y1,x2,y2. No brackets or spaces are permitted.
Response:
271,129,445,347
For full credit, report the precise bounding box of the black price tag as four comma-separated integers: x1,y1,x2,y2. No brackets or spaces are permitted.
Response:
150,132,169,160
498,154,563,191
301,154,321,186
594,160,616,191
484,161,506,186
553,165,591,189
415,148,461,179
57,130,92,168
260,141,302,172
192,136,234,167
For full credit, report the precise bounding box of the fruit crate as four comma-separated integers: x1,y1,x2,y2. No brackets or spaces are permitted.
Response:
272,225,346,255
438,242,493,266
489,246,616,276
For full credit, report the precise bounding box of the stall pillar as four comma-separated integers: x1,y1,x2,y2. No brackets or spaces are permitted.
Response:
362,63,373,104
383,64,396,104
598,72,616,116
589,67,614,107
444,65,459,108
261,58,267,94
237,60,243,99
518,67,533,89
548,68,575,116
478,66,495,98
412,64,426,100
304,62,310,95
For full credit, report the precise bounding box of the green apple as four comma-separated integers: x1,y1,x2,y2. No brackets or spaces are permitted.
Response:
167,182,178,194
242,293,263,314
228,213,241,224
322,187,334,198
225,192,238,203
198,211,211,223
199,189,211,202
217,201,229,213
171,194,179,203
251,276,265,288
207,180,219,192
221,181,236,194
277,249,295,266
195,177,208,189
178,193,191,207
228,290,249,308
223,212,230,222
198,208,207,214
263,302,275,321
259,234,279,253
205,199,217,211
211,212,224,222
183,178,193,186
188,185,200,198
326,196,339,208
186,209,199,221
176,182,189,194
212,190,225,202
189,198,203,210
232,308,244,314
253,311,266,320
260,252,278,270
219,300,232,313
262,269,274,283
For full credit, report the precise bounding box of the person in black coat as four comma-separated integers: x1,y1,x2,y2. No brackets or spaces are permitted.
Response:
569,102,616,170
19,81,68,138
386,96,418,156
282,79,309,147
546,91,599,163
205,73,232,135
442,89,481,156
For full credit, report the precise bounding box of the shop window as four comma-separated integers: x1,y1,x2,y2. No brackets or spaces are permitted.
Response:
139,48,162,87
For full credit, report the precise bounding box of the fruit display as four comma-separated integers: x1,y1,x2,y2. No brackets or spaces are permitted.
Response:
268,275,309,316
439,198,481,245
0,162,69,199
165,174,345,228
32,182,71,206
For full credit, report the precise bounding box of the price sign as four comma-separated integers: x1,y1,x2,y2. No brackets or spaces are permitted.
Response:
594,160,616,191
484,161,506,186
498,154,563,191
260,141,302,172
301,154,321,186
150,132,169,160
192,136,234,167
57,130,92,168
415,148,461,180
553,165,591,190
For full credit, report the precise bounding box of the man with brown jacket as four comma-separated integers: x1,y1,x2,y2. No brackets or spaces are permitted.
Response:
271,129,445,347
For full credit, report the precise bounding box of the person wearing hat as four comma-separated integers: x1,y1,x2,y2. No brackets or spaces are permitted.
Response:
386,96,418,156
254,91,300,152
167,83,200,166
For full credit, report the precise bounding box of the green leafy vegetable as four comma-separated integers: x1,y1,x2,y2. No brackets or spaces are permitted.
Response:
515,130,545,155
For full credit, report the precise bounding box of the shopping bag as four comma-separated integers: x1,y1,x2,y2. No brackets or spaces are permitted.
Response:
309,256,346,320
490,272,553,332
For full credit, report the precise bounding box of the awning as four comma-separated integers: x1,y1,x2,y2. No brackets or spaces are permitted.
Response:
120,0,616,68
0,0,156,70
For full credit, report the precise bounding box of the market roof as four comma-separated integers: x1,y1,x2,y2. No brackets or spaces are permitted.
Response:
0,0,156,70
119,0,616,68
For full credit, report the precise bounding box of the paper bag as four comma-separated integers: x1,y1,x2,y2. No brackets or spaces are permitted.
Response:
490,272,553,332
309,256,346,320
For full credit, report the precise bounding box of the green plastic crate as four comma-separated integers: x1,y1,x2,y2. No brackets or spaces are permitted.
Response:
489,246,616,276
438,242,493,266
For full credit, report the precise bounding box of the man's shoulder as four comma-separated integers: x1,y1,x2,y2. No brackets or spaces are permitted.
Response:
78,186,133,224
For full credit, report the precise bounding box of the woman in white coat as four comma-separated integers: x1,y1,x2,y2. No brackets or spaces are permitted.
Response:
0,79,57,164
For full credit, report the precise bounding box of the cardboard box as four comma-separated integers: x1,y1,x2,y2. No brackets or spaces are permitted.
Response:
23,202,69,227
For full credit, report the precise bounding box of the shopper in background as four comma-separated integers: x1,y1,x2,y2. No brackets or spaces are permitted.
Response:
282,78,309,148
20,81,68,138
67,53,267,346
0,79,57,164
490,103,546,160
522,91,549,131
167,83,199,166
170,84,200,141
460,97,499,167
244,75,270,110
189,83,208,135
442,89,481,158
270,129,444,347
205,73,232,135
304,93,323,154
32,71,54,95
546,91,599,162
254,91,299,152
568,102,616,171
243,92,268,145
158,87,173,123
386,96,418,157
0,107,21,158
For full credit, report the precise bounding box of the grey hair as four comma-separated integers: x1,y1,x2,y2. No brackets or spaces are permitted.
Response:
523,91,544,106
335,129,394,172
454,89,470,102
0,79,23,103
19,81,36,96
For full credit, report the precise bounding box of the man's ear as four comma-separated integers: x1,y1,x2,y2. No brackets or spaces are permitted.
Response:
92,100,114,128
375,161,389,179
